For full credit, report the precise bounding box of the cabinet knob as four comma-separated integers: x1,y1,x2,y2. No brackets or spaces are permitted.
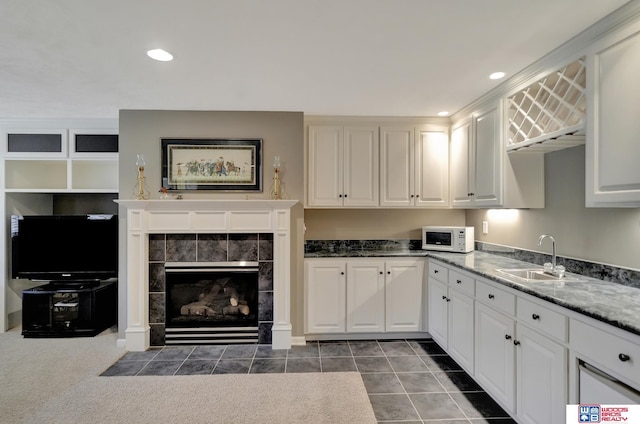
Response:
340,272,344,275
505,334,512,340
456,279,462,284
344,194,348,198
434,270,439,274
619,353,631,362
532,313,540,320
379,271,383,275
442,295,447,300
339,194,342,198
513,340,521,346
488,294,495,299
387,271,391,275
446,298,451,302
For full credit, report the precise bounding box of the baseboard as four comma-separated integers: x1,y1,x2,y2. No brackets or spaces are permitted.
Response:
291,336,307,346
305,332,431,341
116,338,127,349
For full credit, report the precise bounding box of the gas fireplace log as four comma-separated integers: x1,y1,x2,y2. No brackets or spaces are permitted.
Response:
223,304,250,316
180,302,216,316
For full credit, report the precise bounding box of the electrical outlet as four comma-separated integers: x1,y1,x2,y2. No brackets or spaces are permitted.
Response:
482,221,489,235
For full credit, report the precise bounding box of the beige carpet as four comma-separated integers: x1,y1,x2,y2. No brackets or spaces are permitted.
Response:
0,327,376,424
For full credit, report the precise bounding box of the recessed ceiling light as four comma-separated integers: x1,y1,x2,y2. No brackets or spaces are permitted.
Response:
147,49,173,62
489,71,506,80
437,111,450,117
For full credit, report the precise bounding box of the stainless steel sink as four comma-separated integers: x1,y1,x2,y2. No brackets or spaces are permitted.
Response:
495,268,585,282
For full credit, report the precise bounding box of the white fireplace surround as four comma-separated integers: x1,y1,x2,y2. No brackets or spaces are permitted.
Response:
116,199,298,351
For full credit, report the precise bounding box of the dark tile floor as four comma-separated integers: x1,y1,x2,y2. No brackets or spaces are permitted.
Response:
102,339,516,424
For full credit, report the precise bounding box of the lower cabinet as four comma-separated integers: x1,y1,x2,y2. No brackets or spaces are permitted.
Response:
431,259,568,424
305,258,425,335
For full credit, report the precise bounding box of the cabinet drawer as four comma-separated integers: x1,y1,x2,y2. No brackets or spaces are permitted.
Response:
448,270,474,296
517,297,567,342
428,261,448,283
476,280,515,315
571,318,640,385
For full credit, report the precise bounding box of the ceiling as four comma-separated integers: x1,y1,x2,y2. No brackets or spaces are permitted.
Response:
0,0,630,119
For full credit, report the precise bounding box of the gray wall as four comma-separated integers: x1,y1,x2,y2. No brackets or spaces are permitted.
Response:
117,110,305,339
466,146,640,271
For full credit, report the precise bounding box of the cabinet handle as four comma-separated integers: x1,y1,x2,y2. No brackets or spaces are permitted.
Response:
442,295,447,300
446,298,451,302
456,279,462,284
513,340,521,346
488,294,495,299
505,334,512,340
434,270,439,274
532,313,540,320
619,353,631,362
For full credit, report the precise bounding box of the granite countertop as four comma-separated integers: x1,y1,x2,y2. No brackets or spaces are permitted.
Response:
426,251,640,337
304,247,640,337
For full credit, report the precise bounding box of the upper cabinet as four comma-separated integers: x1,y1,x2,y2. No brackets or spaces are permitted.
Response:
450,103,544,209
307,125,379,207
306,119,449,209
379,125,449,208
505,58,587,153
585,22,640,207
1,126,119,192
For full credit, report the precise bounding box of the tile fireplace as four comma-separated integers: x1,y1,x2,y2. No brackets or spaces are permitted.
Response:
116,199,297,351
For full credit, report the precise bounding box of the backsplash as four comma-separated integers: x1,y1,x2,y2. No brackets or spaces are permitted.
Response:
304,239,640,289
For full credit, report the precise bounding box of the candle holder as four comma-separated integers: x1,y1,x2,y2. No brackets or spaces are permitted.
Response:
269,155,287,200
133,154,150,200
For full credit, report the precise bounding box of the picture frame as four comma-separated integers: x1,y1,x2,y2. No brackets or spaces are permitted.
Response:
161,138,262,191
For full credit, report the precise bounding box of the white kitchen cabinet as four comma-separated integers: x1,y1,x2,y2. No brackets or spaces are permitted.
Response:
516,323,567,424
475,301,516,412
346,260,385,332
450,104,544,209
385,259,424,332
380,125,449,208
427,261,474,373
304,260,347,333
305,258,425,335
307,125,378,207
586,23,640,207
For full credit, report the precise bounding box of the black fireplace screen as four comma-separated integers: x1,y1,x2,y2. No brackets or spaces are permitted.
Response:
165,262,259,328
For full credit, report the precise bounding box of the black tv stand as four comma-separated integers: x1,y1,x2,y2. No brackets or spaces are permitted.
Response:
22,280,117,338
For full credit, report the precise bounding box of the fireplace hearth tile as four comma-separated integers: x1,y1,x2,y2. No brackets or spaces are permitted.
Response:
118,349,161,361
258,262,273,290
101,360,148,376
250,358,286,373
149,234,166,261
149,263,165,292
154,346,194,361
258,322,272,344
188,345,226,360
166,234,196,262
258,233,273,260
213,359,251,374
149,293,165,324
175,360,217,375
138,360,183,376
255,345,287,359
220,344,258,359
150,324,165,347
228,234,258,261
258,291,273,321
197,234,227,262
286,358,321,373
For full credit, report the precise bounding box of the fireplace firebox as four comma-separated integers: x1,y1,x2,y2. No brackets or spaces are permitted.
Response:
164,262,259,344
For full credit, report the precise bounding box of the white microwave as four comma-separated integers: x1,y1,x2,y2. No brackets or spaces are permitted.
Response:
422,226,474,253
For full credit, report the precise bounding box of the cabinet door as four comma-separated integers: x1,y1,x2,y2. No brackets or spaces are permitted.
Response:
343,127,379,207
415,127,449,207
385,260,424,332
448,288,474,374
586,29,640,206
450,120,473,207
427,278,448,347
380,127,415,207
473,105,502,207
516,324,567,424
475,302,516,412
305,261,346,333
307,126,343,206
346,261,385,332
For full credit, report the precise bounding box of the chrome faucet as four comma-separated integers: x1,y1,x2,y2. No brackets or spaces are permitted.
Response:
538,234,556,268
538,234,564,276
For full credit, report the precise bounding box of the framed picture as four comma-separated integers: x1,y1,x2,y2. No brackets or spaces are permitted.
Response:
161,138,262,191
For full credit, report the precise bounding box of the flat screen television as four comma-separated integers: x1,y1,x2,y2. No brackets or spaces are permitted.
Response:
11,214,118,284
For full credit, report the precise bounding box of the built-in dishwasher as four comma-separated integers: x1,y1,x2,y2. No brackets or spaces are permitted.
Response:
579,361,640,404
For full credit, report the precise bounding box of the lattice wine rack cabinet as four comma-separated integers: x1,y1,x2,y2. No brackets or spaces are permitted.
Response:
506,58,586,153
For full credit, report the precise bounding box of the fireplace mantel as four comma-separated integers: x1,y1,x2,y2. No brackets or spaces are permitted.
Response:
116,199,298,351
